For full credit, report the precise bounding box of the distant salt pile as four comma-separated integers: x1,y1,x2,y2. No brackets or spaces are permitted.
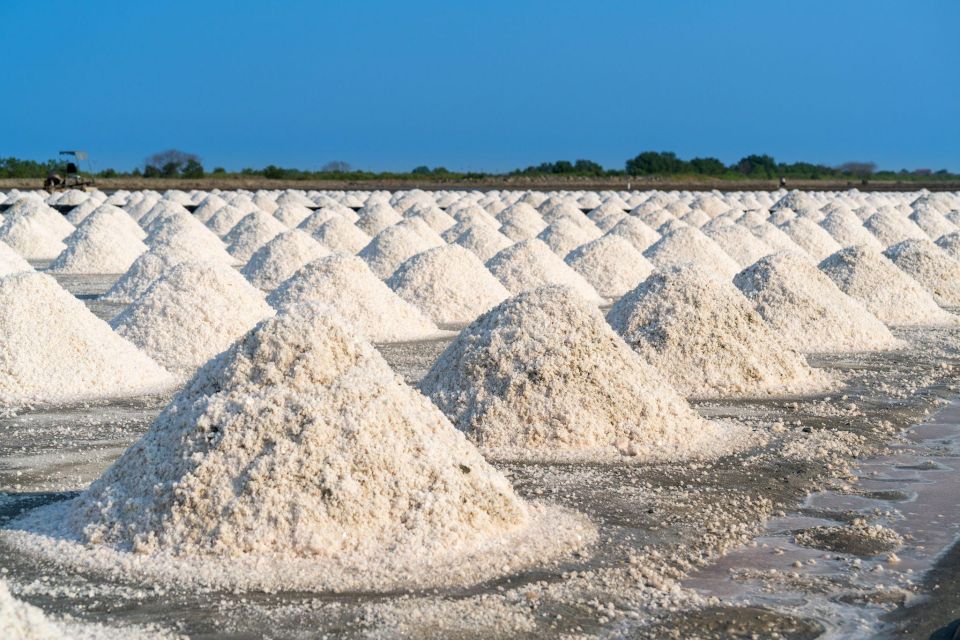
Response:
608,265,829,398
910,206,957,240
0,240,34,276
819,245,955,326
863,209,927,246
702,223,773,267
223,211,290,263
450,205,501,231
267,255,441,341
139,200,190,230
883,239,960,306
819,208,883,250
206,204,250,237
536,218,601,257
387,245,510,325
587,202,626,231
404,202,456,233
0,272,173,405
564,235,653,299
734,252,901,353
6,304,592,591
241,229,330,290
252,192,279,214
47,212,147,274
111,261,274,374
0,200,73,260
495,202,547,240
65,198,100,225
606,217,660,252
737,213,807,256
420,286,734,461
681,208,711,227
272,203,314,228
936,232,960,261
0,580,63,639
102,242,219,304
190,194,228,222
454,224,513,262
772,190,822,218
778,217,842,260
358,220,443,279
312,216,371,254
355,201,403,236
486,239,602,302
643,226,741,279
297,207,346,234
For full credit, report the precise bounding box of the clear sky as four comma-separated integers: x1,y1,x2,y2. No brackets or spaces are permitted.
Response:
1,0,957,173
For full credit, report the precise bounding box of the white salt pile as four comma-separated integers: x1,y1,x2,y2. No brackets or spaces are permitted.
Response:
778,217,842,261
819,208,883,250
5,305,592,592
453,224,513,262
241,229,330,290
0,209,69,260
818,245,955,326
883,239,960,306
737,213,806,256
734,252,901,353
355,201,403,236
910,206,957,240
0,580,62,639
702,223,773,267
863,209,928,246
64,198,100,225
608,265,830,398
296,207,343,234
605,217,660,252
190,194,228,222
564,235,653,299
111,261,275,374
420,286,740,461
936,232,960,261
0,240,33,276
311,217,371,254
404,203,456,233
83,203,147,240
643,226,741,279
223,211,289,263
358,220,444,279
536,218,601,257
0,272,173,405
495,202,546,240
485,239,602,303
267,255,442,341
387,245,510,325
586,202,626,231
272,202,314,228
206,204,249,237
47,213,147,274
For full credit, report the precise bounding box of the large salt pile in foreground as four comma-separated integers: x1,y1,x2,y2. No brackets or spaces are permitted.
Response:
0,580,63,639
47,212,147,274
6,305,591,591
564,235,653,299
643,226,741,279
111,261,275,374
486,239,602,302
734,252,901,353
818,245,955,326
387,245,510,325
241,229,330,290
267,255,442,342
421,286,739,462
0,240,33,276
607,266,830,398
0,272,173,405
883,239,960,306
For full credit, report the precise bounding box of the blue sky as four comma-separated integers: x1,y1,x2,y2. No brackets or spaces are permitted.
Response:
1,1,957,173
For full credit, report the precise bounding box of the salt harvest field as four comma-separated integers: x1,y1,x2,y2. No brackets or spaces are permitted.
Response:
3,186,960,638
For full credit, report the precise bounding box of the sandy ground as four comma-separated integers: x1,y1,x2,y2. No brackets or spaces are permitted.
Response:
0,274,959,638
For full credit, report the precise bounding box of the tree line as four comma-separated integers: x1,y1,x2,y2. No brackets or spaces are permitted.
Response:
1,150,957,182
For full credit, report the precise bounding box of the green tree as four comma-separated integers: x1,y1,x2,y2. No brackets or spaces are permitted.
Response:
689,157,725,175
734,154,777,178
181,159,205,178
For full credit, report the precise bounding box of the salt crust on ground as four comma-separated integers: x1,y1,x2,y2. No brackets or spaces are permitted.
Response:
420,286,751,462
643,227,741,280
485,239,602,303
564,235,653,299
0,240,33,276
818,245,955,326
734,252,902,353
4,305,593,592
607,265,831,398
46,213,147,274
883,238,960,306
387,245,510,325
0,272,174,406
111,261,275,375
241,229,330,290
267,255,444,342
311,217,371,254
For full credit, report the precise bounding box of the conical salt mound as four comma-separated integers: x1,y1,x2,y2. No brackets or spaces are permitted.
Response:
358,220,443,279
421,286,734,461
936,232,960,261
241,229,330,290
0,240,33,276
267,255,441,342
7,305,591,591
607,266,830,398
64,198,100,225
311,217,371,254
643,227,741,279
778,217,841,261
47,213,147,274
495,203,546,241
564,235,653,299
0,580,64,638
485,239,602,303
0,272,173,405
111,261,275,374
819,209,883,250
206,204,249,237
0,211,68,261
223,211,289,263
536,218,601,257
818,245,955,327
702,224,773,267
734,252,902,353
606,217,660,252
272,203,314,228
863,210,927,246
910,206,957,240
453,224,513,262
387,245,510,325
355,202,403,236
883,238,960,306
